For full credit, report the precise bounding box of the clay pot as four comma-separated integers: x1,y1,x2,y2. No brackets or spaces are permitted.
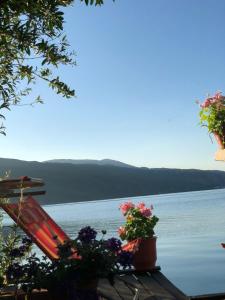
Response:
213,132,225,149
132,236,157,271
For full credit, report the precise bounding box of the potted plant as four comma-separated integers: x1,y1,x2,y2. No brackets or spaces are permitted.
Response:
118,201,159,271
6,226,132,300
198,92,225,149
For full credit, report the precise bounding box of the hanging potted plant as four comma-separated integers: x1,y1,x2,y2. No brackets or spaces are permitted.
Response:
198,92,225,149
118,201,159,271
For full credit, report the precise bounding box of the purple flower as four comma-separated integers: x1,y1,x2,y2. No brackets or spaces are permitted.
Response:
9,248,24,258
106,238,122,252
78,226,97,243
6,263,24,280
19,245,28,253
22,237,33,246
118,251,133,268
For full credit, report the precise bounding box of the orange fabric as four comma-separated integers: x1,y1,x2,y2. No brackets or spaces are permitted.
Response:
1,196,76,260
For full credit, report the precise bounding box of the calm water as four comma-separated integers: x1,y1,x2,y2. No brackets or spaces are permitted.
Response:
3,189,225,296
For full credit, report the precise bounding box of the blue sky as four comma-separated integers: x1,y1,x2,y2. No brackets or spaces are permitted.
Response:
1,0,225,170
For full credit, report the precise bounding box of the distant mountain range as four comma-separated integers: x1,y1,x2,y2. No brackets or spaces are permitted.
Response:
44,159,135,168
0,157,225,205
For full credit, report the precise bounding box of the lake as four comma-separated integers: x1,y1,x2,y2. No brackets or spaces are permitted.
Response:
3,188,225,296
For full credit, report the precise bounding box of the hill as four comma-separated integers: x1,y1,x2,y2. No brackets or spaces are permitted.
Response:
0,157,224,205
44,159,134,168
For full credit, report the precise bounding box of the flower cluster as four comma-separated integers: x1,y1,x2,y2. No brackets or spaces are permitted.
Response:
5,227,132,294
199,92,225,108
118,201,159,241
106,237,122,252
6,253,51,293
8,237,32,259
78,226,97,243
198,92,225,145
68,227,132,284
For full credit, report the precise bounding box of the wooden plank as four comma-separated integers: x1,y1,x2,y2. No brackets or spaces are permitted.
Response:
113,275,135,299
151,272,189,300
0,289,49,300
98,278,122,300
117,266,161,275
119,274,155,300
215,149,225,161
190,292,225,300
0,178,44,190
0,190,46,198
137,273,176,300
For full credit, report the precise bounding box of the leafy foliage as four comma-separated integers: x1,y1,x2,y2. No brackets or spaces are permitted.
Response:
198,92,225,144
0,225,32,287
0,0,114,134
81,0,114,5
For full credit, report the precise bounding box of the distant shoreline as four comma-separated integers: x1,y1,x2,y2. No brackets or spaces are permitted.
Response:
42,187,225,207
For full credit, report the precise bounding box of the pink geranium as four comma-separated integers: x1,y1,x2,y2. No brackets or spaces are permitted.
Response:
140,207,152,217
198,91,225,140
200,97,213,108
137,202,153,217
136,202,145,209
118,200,159,241
214,92,223,100
200,92,224,108
119,201,134,215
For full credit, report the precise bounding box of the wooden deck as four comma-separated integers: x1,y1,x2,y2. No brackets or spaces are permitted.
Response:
1,268,225,300
98,268,190,300
191,294,225,300
0,269,189,300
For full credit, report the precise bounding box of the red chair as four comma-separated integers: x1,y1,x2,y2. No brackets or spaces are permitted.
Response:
0,176,134,260
1,196,72,260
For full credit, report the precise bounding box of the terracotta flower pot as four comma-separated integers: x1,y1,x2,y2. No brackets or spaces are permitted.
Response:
213,131,225,149
132,236,157,271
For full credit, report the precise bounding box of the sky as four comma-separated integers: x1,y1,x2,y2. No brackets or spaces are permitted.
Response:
1,0,225,171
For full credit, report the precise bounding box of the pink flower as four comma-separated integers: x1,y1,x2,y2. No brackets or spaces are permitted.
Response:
140,207,152,217
214,92,222,100
200,92,225,108
136,202,145,209
118,226,126,237
137,202,154,217
200,98,213,108
120,201,134,215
